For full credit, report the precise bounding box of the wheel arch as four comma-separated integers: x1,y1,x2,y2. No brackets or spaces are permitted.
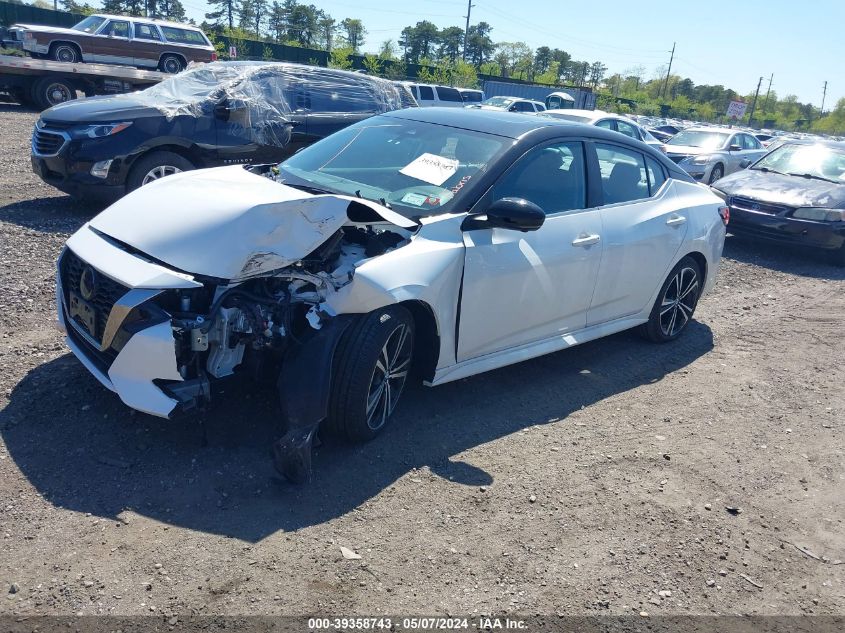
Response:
685,250,708,281
158,51,188,68
398,299,440,382
126,142,203,171
49,40,83,59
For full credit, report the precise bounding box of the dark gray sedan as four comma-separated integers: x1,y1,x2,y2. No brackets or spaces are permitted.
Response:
711,141,845,265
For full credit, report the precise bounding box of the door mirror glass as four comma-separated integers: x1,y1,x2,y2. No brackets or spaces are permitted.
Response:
729,144,742,152
463,197,545,232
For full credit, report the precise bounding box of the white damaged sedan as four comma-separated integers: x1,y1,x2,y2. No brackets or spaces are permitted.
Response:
56,107,728,481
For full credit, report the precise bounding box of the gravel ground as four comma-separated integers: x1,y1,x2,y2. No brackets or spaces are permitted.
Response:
1,103,844,619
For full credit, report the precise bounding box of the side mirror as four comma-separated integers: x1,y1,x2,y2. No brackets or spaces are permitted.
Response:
462,198,545,232
739,158,751,168
729,144,742,152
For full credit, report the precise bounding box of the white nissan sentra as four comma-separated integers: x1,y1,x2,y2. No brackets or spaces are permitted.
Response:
56,107,728,481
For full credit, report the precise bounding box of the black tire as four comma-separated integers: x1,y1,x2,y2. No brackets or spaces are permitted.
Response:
326,305,414,442
158,54,185,74
50,42,80,63
31,76,77,111
126,151,194,191
641,256,702,343
830,244,845,268
708,163,724,184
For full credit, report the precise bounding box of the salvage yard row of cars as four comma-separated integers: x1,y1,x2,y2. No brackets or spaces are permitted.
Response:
4,29,843,480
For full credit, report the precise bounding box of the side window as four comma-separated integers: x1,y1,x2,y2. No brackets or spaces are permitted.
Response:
728,135,742,150
535,103,545,111
513,101,534,112
615,120,639,140
418,86,434,101
595,143,649,204
103,20,130,38
306,79,376,113
435,86,462,102
160,27,206,45
645,156,667,195
134,23,162,41
743,134,761,150
491,141,587,214
595,119,615,131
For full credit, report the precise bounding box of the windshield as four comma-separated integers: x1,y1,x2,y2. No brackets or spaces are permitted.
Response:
483,96,515,107
72,16,106,34
277,117,507,219
542,112,592,124
752,144,845,182
668,130,729,149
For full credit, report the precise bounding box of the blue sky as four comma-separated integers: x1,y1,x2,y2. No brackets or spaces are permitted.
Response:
178,0,840,108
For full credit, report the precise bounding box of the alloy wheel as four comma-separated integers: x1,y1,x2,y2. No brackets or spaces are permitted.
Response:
141,165,182,185
658,266,699,337
365,323,412,431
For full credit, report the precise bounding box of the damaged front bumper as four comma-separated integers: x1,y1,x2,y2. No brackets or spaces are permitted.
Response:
57,226,207,418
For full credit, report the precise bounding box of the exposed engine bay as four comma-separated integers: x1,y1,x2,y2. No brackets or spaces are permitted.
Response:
156,224,409,406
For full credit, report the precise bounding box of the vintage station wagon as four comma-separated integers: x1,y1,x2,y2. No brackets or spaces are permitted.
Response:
9,13,216,73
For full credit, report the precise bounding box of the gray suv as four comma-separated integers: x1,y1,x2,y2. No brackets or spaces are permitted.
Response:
664,126,766,184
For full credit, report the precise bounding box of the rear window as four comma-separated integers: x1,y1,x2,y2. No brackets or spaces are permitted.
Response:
161,26,207,45
435,86,462,102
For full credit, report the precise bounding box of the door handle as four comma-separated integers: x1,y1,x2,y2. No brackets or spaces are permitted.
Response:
571,234,601,247
666,214,687,227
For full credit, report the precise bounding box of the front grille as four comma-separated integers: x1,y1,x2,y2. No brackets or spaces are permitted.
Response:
31,128,67,156
40,119,77,130
60,249,129,345
730,196,792,215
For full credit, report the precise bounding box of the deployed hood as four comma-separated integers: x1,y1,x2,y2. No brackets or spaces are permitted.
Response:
715,169,845,209
89,166,417,281
43,94,167,123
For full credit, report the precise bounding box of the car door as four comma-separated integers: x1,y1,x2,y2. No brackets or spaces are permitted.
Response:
458,140,603,361
723,133,746,174
131,22,164,68
214,69,297,165
587,143,688,326
93,19,132,65
741,133,766,166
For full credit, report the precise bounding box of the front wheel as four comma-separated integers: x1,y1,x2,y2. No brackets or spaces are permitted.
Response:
126,151,194,191
326,305,415,442
641,256,702,343
708,164,724,184
50,43,80,63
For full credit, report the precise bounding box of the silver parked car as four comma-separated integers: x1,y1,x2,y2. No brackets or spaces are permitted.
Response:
664,126,766,184
541,109,665,152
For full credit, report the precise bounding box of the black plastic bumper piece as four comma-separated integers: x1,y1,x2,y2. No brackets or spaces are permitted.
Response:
273,315,355,483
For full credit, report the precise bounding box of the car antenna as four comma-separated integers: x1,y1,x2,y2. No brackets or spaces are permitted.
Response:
355,189,362,198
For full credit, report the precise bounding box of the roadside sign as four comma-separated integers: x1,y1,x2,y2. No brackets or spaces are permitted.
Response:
726,100,747,119
229,45,238,59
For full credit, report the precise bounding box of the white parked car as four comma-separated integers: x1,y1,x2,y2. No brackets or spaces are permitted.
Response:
56,107,728,482
472,96,546,113
401,82,465,107
542,108,665,152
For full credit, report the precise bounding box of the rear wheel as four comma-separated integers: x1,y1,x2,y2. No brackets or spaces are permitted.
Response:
126,151,194,191
31,77,76,110
641,256,702,343
50,43,80,63
158,54,184,74
326,305,415,442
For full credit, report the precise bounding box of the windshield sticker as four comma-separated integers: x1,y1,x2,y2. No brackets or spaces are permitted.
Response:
400,153,459,186
401,192,428,206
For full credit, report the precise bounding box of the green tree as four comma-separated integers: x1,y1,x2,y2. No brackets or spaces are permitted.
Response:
317,15,336,51
464,21,494,66
399,20,440,64
437,26,464,62
533,46,551,74
378,39,396,60
206,0,237,30
341,18,366,53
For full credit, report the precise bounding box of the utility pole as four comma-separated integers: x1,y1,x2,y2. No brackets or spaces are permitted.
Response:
462,0,475,61
821,80,828,114
747,76,763,128
660,42,675,100
761,73,773,115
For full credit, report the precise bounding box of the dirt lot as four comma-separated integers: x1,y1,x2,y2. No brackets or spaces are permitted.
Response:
1,103,844,620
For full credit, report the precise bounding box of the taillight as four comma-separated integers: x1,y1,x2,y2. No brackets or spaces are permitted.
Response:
211,52,218,61
718,205,730,226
